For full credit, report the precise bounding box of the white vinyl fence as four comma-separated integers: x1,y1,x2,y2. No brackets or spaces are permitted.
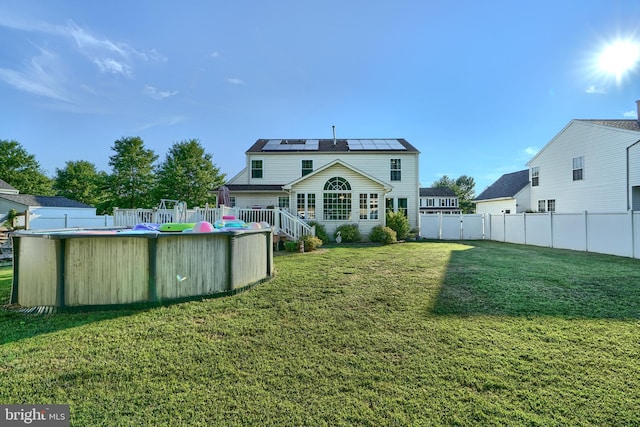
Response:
420,211,640,259
26,214,114,230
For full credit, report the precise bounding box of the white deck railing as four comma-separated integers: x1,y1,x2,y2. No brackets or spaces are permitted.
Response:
113,206,314,241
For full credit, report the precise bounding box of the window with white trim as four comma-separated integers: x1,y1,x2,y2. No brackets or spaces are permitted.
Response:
251,160,263,178
390,159,401,181
297,193,315,220
301,160,313,176
323,177,351,220
538,199,546,212
572,156,584,181
547,199,556,212
531,167,539,186
359,193,379,220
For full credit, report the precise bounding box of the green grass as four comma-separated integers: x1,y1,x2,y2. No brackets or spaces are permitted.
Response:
1,241,640,426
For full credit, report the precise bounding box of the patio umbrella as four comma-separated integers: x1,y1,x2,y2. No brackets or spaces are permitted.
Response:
217,186,231,207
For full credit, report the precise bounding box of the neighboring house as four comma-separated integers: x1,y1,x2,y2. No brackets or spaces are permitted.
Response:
419,187,461,214
0,179,18,195
0,194,97,228
526,100,640,212
474,170,530,214
225,138,420,236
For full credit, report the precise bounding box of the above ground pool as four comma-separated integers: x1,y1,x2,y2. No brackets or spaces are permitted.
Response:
9,226,274,310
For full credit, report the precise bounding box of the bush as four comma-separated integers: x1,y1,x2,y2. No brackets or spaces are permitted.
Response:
307,221,329,245
283,241,299,252
335,224,361,243
386,211,410,240
300,235,323,252
369,226,397,244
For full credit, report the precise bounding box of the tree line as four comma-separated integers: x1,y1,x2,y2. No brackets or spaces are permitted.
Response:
0,137,226,214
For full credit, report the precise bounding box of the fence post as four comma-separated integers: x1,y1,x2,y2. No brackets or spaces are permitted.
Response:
523,212,527,246
584,211,589,252
549,211,554,248
64,213,68,228
629,210,635,259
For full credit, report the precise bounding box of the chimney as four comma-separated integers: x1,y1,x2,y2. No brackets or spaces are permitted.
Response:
332,125,336,146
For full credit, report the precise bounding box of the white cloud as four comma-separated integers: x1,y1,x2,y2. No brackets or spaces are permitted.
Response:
585,85,605,94
135,115,186,131
0,47,72,102
143,84,179,100
524,146,538,156
210,51,220,58
226,77,245,85
623,109,637,118
94,57,133,77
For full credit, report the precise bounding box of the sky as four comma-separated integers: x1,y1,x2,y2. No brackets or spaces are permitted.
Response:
1,0,640,193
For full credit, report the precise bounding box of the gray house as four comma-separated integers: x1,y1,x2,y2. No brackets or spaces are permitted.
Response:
474,170,530,214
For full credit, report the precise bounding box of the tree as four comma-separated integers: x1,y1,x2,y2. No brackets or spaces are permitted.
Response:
0,139,53,195
432,174,476,213
53,160,109,211
107,136,158,209
154,139,226,207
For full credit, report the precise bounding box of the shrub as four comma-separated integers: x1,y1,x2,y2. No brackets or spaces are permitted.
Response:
300,235,323,252
335,224,361,243
386,211,410,240
369,226,397,244
283,241,299,252
307,221,329,245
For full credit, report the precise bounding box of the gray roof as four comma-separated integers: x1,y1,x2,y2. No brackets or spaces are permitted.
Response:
576,119,640,132
225,184,284,192
475,170,529,201
0,194,94,208
420,187,457,197
247,138,419,153
0,178,17,192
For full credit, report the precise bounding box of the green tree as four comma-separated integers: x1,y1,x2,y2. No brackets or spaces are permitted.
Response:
432,174,476,214
0,139,53,195
154,139,225,207
107,136,158,209
53,160,109,211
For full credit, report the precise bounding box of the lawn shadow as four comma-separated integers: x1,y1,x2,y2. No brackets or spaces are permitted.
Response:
430,241,640,320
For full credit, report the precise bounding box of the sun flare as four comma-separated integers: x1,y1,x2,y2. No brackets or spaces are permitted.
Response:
598,39,640,82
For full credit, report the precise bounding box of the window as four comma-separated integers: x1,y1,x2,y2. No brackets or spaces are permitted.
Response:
229,196,236,207
386,198,394,214
323,177,351,220
390,159,401,181
531,167,539,187
573,156,584,181
301,160,313,176
538,200,546,212
278,196,289,209
359,193,379,220
251,160,263,178
398,198,408,217
547,199,556,212
297,193,315,220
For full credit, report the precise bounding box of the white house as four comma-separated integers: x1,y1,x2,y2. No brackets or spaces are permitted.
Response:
526,101,640,213
474,170,530,214
0,194,99,229
419,187,461,214
225,138,420,236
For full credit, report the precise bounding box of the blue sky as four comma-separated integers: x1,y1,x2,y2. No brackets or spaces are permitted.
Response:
1,0,639,193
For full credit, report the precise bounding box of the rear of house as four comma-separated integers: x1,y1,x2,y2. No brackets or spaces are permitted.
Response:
225,138,420,237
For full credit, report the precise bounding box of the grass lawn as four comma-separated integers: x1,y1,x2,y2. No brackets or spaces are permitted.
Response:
1,240,640,426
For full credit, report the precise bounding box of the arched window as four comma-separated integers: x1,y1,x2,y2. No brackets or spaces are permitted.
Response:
323,177,351,220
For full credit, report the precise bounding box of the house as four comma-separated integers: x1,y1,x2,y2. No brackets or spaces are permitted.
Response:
419,187,461,214
225,137,420,236
0,194,97,229
474,170,530,214
0,179,18,195
526,100,640,213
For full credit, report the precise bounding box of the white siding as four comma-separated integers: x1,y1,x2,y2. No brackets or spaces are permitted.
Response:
475,199,518,215
528,121,638,212
230,149,420,230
